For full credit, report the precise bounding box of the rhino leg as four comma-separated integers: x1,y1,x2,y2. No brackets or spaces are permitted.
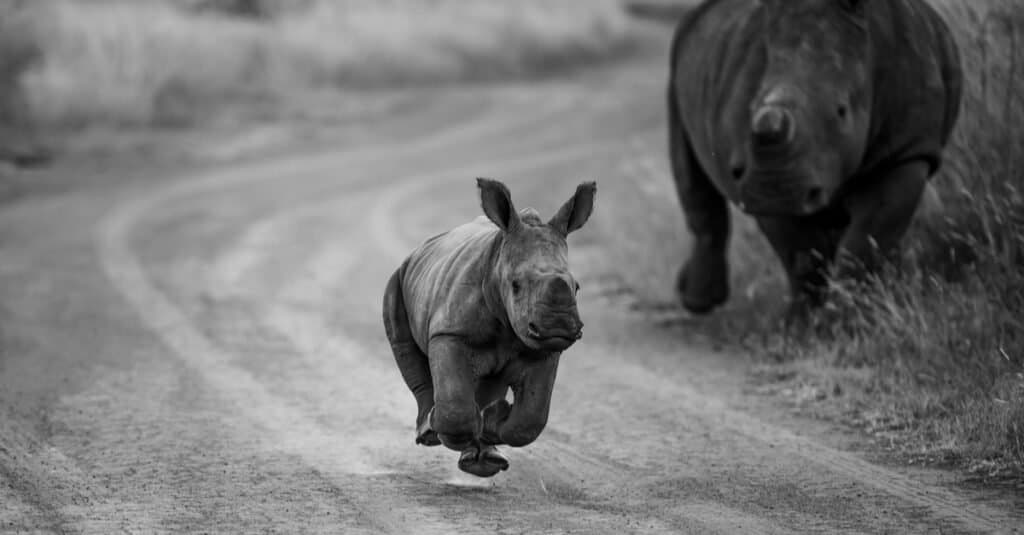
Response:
668,89,730,314
383,267,438,446
837,160,929,280
457,442,509,478
427,336,482,452
452,384,514,477
481,355,559,448
476,377,509,411
755,215,839,318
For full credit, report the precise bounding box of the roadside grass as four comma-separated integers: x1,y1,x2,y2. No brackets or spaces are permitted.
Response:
6,0,639,128
597,0,1024,478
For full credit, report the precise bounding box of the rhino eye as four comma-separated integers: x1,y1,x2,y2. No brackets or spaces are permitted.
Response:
837,105,848,119
511,280,522,294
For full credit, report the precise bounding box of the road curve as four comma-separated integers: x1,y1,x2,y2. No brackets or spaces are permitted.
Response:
0,52,1020,534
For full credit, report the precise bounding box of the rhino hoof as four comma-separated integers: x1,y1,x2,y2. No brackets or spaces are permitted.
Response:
676,262,728,315
457,444,509,478
415,409,441,447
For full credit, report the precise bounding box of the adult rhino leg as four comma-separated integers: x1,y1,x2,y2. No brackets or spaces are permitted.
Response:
836,160,929,280
755,215,839,320
382,268,438,446
668,90,731,314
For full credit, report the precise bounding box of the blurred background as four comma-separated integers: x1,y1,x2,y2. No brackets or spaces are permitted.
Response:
0,0,641,130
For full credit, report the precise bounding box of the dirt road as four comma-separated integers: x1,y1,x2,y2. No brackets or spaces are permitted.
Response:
0,48,1020,534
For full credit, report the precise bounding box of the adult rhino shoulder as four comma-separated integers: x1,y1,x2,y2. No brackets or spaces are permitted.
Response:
666,0,962,317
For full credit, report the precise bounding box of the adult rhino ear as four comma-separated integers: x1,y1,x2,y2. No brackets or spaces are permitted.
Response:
477,177,520,232
549,181,596,236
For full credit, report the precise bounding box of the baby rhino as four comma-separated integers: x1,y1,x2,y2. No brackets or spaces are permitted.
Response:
383,178,596,477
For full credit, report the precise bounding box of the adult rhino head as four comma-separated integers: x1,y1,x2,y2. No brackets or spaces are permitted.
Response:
477,178,595,352
735,0,873,216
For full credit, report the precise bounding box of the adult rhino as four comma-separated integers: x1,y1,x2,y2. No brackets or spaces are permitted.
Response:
383,178,595,477
667,0,962,316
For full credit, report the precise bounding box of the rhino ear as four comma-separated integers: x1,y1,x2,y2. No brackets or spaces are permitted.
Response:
549,181,597,236
477,177,520,232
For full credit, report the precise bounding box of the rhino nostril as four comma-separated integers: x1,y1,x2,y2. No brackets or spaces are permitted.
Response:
731,165,745,181
805,187,825,209
527,322,540,337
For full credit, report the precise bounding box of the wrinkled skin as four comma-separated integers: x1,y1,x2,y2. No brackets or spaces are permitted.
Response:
667,0,962,317
383,178,595,477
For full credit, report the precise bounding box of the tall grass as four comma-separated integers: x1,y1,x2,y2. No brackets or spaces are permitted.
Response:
597,0,1024,476
9,0,638,127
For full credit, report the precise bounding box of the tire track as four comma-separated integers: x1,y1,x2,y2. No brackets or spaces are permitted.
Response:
97,186,465,534
0,415,163,533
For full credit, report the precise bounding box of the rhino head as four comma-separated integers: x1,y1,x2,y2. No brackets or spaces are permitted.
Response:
735,0,874,215
477,178,595,352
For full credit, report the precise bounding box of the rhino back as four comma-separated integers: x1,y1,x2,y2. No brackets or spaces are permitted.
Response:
401,216,502,352
669,0,962,195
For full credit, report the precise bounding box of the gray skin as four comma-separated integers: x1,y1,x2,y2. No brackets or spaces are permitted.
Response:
383,178,595,478
667,0,962,317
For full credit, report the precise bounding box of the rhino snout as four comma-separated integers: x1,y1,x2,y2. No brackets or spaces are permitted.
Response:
524,309,583,351
527,319,583,341
751,105,794,147
515,274,585,350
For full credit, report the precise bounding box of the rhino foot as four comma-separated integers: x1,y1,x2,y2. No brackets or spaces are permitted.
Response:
676,259,729,314
415,408,441,446
457,444,509,478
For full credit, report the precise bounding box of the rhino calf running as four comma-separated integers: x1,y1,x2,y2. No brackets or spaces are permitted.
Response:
383,178,595,477
667,0,962,317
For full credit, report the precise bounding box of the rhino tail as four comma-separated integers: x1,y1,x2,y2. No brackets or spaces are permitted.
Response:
383,260,436,445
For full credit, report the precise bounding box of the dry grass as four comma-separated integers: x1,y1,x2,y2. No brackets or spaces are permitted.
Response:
596,0,1024,478
7,0,638,127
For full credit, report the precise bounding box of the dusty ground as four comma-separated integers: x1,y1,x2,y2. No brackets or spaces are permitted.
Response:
0,32,1022,534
